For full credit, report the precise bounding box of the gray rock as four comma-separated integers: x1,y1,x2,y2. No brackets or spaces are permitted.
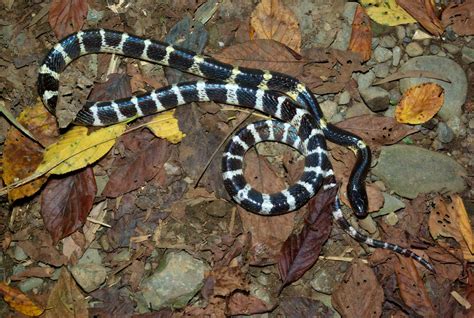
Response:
461,46,474,64
18,278,43,293
373,145,467,199
469,118,474,130
388,88,401,104
396,26,406,41
373,62,390,78
374,46,392,63
140,251,209,310
86,8,104,23
359,87,390,112
379,35,397,48
357,70,376,89
372,193,406,217
310,266,345,295
338,90,351,105
399,56,467,121
447,116,466,137
70,263,107,292
437,122,454,143
392,46,402,66
13,245,28,261
429,44,441,55
346,102,375,118
78,248,102,265
405,42,424,57
442,43,461,54
320,100,338,119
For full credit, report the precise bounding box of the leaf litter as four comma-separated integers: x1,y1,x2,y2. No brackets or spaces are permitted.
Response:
0,0,471,316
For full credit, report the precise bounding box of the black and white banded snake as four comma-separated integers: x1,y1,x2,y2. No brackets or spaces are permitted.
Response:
38,29,434,271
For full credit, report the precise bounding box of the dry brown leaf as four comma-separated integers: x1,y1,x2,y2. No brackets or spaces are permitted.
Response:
429,195,474,262
0,282,44,316
348,5,372,61
250,0,301,52
441,0,474,36
395,255,437,318
213,39,304,77
49,0,88,39
396,0,443,36
395,83,444,124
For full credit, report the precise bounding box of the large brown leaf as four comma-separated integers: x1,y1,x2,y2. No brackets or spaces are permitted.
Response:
49,0,88,39
213,39,304,77
332,260,384,318
396,0,443,36
349,5,372,62
102,132,169,198
395,255,437,317
278,184,335,289
41,167,96,243
441,0,474,36
335,115,418,150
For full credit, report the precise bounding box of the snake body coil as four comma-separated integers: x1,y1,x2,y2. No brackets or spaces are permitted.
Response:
38,29,433,271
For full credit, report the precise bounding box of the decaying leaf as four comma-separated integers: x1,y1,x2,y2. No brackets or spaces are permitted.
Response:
213,39,304,78
49,0,88,39
146,110,186,144
361,0,417,26
2,101,59,201
335,115,418,150
429,195,474,262
250,0,301,52
0,282,44,317
396,0,443,36
35,122,127,176
226,292,272,316
348,5,372,62
395,83,444,124
395,255,437,317
41,167,97,243
332,260,384,317
278,184,335,289
45,268,88,318
441,0,474,36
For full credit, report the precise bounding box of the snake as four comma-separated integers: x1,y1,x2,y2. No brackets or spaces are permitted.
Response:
37,29,434,271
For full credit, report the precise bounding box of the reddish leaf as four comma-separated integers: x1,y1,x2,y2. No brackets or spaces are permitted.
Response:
396,0,444,36
441,0,474,36
41,167,96,243
279,297,335,317
226,292,272,316
332,260,384,318
48,0,88,39
348,5,372,61
395,255,437,317
88,73,133,102
335,115,417,150
277,184,336,289
102,134,169,198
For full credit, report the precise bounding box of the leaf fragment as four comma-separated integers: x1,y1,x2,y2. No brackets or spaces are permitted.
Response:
146,110,186,144
395,83,444,124
361,0,417,26
0,282,44,317
396,0,443,36
348,5,372,61
250,0,301,52
49,0,88,39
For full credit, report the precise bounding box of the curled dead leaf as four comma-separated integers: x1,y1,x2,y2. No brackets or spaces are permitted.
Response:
250,0,301,52
349,5,372,62
395,83,444,124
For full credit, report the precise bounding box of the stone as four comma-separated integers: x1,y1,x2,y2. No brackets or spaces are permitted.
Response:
338,91,351,105
320,100,338,119
399,56,467,121
346,102,374,118
70,263,107,293
461,46,474,64
78,248,102,265
372,145,467,199
13,245,28,261
374,46,392,63
359,87,390,112
373,62,390,78
384,212,399,226
371,193,405,217
18,278,43,293
437,122,454,143
392,46,401,66
429,44,441,55
357,70,376,89
442,43,461,54
405,42,424,57
139,251,209,310
396,26,406,41
379,35,397,48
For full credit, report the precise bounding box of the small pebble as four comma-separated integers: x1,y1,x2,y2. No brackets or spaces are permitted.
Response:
392,46,401,66
379,35,397,48
405,42,424,57
442,43,461,54
429,44,440,54
320,100,338,119
461,46,474,64
374,46,392,63
357,70,375,89
338,91,351,105
373,62,390,78
469,118,474,129
396,26,406,41
437,122,454,143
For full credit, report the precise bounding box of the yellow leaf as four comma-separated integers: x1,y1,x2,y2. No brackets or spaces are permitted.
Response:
451,195,474,255
0,282,44,316
36,122,127,176
361,0,417,26
395,83,444,124
250,0,301,52
145,110,185,144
